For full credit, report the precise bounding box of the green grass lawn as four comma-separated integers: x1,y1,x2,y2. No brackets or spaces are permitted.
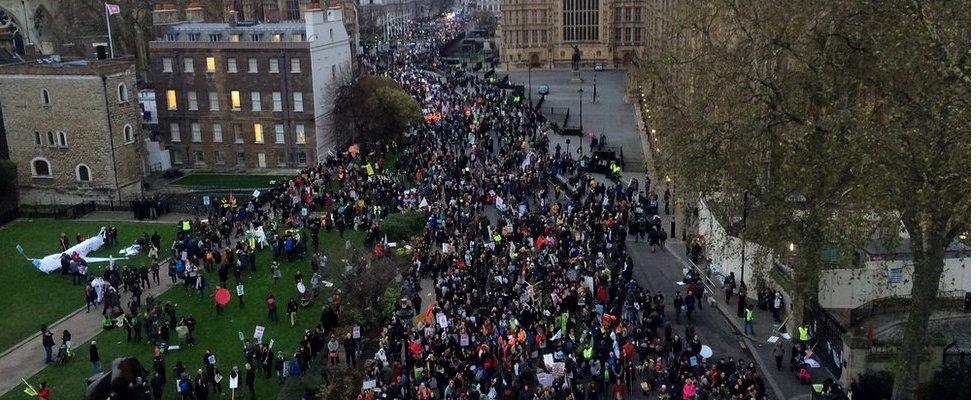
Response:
1,229,366,400
172,174,295,189
0,219,178,352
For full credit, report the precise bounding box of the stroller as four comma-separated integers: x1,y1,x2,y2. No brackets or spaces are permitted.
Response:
297,281,313,308
55,343,72,365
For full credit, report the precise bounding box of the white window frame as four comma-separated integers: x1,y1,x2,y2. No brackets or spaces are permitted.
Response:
123,124,134,144
187,91,198,111
76,163,92,182
57,131,68,147
293,92,304,112
213,123,223,142
191,123,202,142
183,57,194,73
290,58,301,73
251,91,261,111
272,92,282,111
31,157,52,178
170,123,181,142
41,89,51,105
253,123,264,144
295,124,306,144
274,124,285,143
269,59,279,73
209,91,219,111
162,58,173,73
227,58,238,73
230,91,242,111
248,58,258,73
117,83,129,103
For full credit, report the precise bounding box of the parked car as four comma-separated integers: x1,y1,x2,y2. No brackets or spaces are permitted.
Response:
594,63,605,71
538,84,550,95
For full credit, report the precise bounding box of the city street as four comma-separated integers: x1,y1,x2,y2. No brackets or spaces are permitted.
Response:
506,69,646,171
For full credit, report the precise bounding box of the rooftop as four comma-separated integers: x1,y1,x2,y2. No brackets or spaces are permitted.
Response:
0,57,134,76
155,21,309,43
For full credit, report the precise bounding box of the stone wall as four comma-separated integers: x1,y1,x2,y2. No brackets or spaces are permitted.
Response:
0,66,144,205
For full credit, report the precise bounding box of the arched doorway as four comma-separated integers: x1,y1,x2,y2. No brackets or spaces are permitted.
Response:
529,52,541,68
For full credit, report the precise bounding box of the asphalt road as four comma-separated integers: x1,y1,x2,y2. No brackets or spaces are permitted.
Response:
626,239,748,360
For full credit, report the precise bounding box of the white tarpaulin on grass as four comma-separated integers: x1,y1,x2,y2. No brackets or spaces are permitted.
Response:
32,228,106,273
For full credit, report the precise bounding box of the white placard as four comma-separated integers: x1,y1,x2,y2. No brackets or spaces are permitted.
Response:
253,326,265,343
352,326,361,339
236,284,244,297
436,313,449,328
460,334,469,346
229,375,239,389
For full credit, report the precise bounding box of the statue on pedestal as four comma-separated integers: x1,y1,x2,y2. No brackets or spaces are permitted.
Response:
571,45,581,71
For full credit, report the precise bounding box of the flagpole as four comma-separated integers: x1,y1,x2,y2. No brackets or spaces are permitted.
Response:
104,2,115,58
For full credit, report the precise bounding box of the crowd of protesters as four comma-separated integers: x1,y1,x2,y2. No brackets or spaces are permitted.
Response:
32,11,795,400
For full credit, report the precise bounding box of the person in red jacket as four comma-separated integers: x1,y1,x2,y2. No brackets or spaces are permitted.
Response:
36,382,50,400
611,379,627,399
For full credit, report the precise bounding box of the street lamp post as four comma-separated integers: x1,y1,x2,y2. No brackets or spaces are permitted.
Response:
740,190,749,288
593,73,597,103
528,66,532,103
577,87,584,158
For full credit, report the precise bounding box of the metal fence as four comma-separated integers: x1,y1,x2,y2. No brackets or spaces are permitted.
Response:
809,305,848,377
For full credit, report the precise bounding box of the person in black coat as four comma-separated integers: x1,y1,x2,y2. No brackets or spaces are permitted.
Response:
150,371,165,400
89,341,101,374
245,362,256,398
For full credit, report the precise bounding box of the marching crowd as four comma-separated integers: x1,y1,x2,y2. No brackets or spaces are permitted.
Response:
31,11,815,400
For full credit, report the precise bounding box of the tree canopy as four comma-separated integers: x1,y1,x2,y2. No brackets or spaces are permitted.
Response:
332,76,423,145
642,1,969,397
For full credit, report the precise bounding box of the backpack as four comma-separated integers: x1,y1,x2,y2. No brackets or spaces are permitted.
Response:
178,379,191,394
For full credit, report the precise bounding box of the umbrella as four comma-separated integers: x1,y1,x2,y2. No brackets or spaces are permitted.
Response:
215,288,231,305
699,345,713,359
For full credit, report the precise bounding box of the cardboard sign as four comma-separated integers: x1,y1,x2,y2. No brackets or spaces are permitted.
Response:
252,190,261,198
229,375,239,389
352,326,361,339
543,354,555,367
436,313,449,328
208,355,217,365
253,326,265,343
551,362,565,378
236,284,245,297
237,331,245,342
203,195,211,206
460,334,469,346
269,339,275,350
537,372,554,387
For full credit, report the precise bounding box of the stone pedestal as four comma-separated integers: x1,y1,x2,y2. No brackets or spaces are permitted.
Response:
569,69,583,83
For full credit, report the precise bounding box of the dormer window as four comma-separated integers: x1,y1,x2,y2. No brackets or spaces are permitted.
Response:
209,34,221,42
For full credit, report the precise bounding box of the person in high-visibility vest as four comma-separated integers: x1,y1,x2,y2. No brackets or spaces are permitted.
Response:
798,324,811,344
181,219,191,233
744,305,755,336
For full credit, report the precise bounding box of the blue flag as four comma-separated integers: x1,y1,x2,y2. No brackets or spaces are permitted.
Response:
15,244,24,255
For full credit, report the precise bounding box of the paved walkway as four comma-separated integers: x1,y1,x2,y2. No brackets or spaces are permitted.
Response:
0,259,178,396
0,211,207,397
76,211,193,223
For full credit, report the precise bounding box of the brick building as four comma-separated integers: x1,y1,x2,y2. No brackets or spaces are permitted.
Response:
499,0,681,69
149,4,351,171
0,58,145,205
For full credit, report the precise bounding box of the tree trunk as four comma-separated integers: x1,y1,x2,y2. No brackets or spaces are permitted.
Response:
892,228,949,400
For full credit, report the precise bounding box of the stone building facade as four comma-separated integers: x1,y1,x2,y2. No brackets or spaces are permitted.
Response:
0,58,145,205
149,5,351,171
499,0,680,69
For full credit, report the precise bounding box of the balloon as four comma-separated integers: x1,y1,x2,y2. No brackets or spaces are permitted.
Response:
215,288,231,305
